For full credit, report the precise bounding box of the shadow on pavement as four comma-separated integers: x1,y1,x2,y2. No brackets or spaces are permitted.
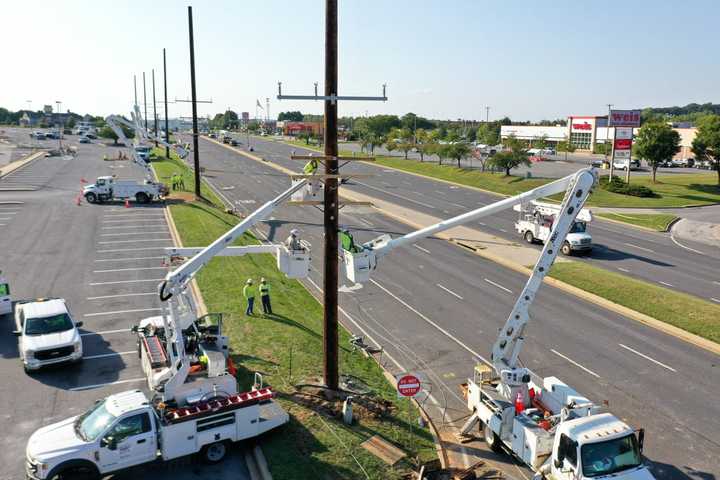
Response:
589,244,674,267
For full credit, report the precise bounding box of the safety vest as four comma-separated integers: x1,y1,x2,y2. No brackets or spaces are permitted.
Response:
243,285,255,299
303,159,318,174
259,283,270,296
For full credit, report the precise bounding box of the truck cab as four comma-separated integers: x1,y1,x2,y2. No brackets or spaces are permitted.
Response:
0,273,10,316
134,145,151,161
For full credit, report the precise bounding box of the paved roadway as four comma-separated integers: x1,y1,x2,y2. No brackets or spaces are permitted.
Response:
180,134,719,479
0,137,249,479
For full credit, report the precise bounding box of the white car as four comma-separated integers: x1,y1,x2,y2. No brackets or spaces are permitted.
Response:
13,298,83,372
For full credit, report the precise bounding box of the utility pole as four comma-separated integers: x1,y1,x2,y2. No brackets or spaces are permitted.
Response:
163,48,170,158
143,72,148,130
486,106,490,123
152,69,159,147
607,103,614,180
133,76,138,107
188,5,201,198
55,100,62,150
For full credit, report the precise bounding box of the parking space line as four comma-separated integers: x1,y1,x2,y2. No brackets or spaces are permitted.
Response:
84,307,162,317
100,231,169,236
102,225,167,230
436,283,463,299
0,211,19,214
102,219,166,224
97,247,168,253
618,344,677,372
103,214,165,218
98,239,170,245
84,351,136,360
70,377,145,392
413,244,430,254
89,278,164,285
550,349,601,378
484,278,513,294
95,256,165,262
93,266,166,273
87,292,156,300
81,328,131,336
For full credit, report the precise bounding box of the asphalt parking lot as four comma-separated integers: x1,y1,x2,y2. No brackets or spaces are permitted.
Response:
0,134,249,480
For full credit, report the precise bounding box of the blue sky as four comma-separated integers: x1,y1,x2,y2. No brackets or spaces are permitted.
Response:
1,0,717,121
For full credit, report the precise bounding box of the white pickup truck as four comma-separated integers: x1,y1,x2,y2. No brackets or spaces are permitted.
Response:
83,175,167,204
25,387,288,480
514,201,593,255
0,273,10,316
13,298,83,372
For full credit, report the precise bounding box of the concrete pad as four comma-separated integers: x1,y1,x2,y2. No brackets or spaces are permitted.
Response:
672,218,720,247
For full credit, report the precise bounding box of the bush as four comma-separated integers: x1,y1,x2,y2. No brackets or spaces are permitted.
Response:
593,143,611,155
599,176,657,197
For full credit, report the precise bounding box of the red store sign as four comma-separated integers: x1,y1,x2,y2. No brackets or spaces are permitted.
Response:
572,122,592,131
614,138,632,150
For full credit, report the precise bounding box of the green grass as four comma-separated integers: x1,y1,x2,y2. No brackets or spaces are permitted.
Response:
597,213,678,231
152,152,436,480
151,148,224,207
549,262,720,343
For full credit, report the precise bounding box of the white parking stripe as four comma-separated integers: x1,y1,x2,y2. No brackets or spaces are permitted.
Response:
550,349,601,378
81,328,130,336
484,278,513,294
97,247,168,253
84,351,136,360
102,225,167,230
100,231,169,236
618,344,677,372
104,214,165,218
70,377,145,392
95,256,165,262
89,278,164,285
436,283,464,300
413,244,430,254
93,266,166,273
84,307,162,317
102,219,166,224
624,242,655,253
0,211,18,214
98,239,170,245
87,292,156,300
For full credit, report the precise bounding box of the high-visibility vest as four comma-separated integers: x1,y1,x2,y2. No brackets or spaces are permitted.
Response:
303,159,318,174
259,283,270,296
243,285,255,299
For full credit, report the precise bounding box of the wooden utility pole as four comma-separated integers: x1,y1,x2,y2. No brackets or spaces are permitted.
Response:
142,71,148,130
188,6,201,198
323,0,339,391
152,69,158,147
163,48,170,158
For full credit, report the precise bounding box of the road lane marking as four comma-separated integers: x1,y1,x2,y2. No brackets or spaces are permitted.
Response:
89,278,164,285
618,344,677,372
659,281,674,288
98,239,170,244
70,377,145,392
713,281,720,286
670,233,705,255
100,231,169,236
499,228,508,233
93,266,166,273
451,202,466,208
95,256,165,262
478,222,486,226
370,279,489,363
84,351,136,360
354,180,436,209
436,283,464,300
711,298,720,303
624,242,654,253
358,217,374,227
81,328,131,336
550,349,601,378
87,292,157,300
413,244,430,254
617,267,630,273
84,307,162,317
435,190,445,195
484,278,513,294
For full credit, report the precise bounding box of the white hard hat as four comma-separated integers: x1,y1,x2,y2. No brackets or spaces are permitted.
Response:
290,229,299,236
246,278,253,284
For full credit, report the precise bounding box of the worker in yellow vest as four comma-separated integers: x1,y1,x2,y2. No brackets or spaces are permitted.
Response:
259,278,272,315
243,278,256,315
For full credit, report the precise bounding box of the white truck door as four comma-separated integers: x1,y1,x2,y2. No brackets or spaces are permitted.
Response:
98,412,156,472
0,280,11,315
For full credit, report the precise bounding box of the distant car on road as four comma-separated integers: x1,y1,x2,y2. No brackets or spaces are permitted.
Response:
591,159,604,168
528,155,547,163
13,298,83,372
78,136,90,144
31,131,46,140
209,133,217,139
613,159,641,171
84,132,97,139
230,139,239,146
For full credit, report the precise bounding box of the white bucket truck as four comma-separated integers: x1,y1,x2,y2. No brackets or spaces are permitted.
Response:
83,175,166,204
514,200,593,255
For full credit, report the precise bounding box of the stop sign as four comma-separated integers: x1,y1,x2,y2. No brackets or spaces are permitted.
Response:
397,374,421,397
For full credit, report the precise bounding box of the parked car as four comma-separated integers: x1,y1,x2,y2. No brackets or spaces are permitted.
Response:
79,136,90,144
85,132,97,139
613,159,641,171
230,139,239,146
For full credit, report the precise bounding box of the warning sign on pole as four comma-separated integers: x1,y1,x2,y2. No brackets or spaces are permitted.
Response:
396,373,423,398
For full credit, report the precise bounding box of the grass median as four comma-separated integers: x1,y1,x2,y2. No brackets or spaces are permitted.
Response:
596,213,678,231
152,151,437,480
549,262,720,344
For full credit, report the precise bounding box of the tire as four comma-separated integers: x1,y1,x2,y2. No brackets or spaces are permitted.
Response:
484,423,502,453
524,230,535,244
84,192,97,204
49,463,100,480
136,192,150,204
201,441,228,464
561,242,572,256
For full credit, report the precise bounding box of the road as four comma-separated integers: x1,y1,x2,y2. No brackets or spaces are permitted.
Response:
183,134,719,479
0,134,249,480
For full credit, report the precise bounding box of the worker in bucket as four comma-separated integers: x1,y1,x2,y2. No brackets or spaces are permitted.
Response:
285,229,302,251
303,154,318,175
243,278,256,316
259,278,272,315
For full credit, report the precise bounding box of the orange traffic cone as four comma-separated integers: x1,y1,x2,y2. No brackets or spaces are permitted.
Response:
124,198,130,208
75,195,81,206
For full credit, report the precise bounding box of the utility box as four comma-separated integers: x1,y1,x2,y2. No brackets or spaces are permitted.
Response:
511,415,554,469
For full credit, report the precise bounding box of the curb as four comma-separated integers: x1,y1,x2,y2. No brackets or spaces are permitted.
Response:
0,150,45,179
253,445,273,480
202,139,720,359
595,214,669,233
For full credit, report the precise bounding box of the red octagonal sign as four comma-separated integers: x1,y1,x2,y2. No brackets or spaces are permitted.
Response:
397,374,421,397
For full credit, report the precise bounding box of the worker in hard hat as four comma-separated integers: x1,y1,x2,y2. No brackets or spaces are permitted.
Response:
243,278,256,315
303,154,318,175
285,229,302,251
259,278,272,315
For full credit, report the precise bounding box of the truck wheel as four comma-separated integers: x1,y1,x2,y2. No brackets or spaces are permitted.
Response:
201,441,228,464
561,242,572,256
49,463,100,480
484,423,503,453
84,192,97,204
524,231,535,244
136,192,150,204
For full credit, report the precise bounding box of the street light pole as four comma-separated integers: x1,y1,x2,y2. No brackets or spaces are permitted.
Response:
486,106,490,123
163,48,170,158
152,69,158,147
143,72,148,131
187,6,201,198
607,103,614,180
55,100,62,150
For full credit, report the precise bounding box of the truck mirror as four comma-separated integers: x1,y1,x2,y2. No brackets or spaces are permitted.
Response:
101,436,116,450
76,321,84,328
12,330,21,336
637,428,645,453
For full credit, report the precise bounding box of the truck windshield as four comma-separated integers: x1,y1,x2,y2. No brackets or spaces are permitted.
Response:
25,313,74,335
74,400,117,442
581,434,642,477
569,222,587,233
